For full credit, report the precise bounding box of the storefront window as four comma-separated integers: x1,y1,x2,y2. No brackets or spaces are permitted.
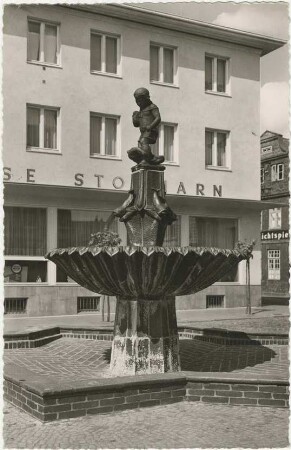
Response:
164,215,181,247
57,209,118,282
4,260,47,283
4,207,47,283
4,207,47,255
189,216,238,281
57,209,117,247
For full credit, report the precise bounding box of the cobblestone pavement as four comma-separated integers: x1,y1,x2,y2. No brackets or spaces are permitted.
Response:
4,337,288,381
4,400,289,449
4,305,289,336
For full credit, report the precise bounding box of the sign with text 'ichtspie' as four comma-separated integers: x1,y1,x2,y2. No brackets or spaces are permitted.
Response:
261,230,289,241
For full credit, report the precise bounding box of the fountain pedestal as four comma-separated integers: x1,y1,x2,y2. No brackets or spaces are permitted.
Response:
110,165,179,375
114,165,176,246
110,296,180,375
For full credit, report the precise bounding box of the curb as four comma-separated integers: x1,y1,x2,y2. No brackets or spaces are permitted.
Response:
4,325,289,348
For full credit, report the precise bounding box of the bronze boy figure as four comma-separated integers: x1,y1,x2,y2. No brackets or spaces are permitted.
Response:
128,88,165,165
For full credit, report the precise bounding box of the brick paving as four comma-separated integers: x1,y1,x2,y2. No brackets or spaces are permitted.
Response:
4,337,288,381
180,316,290,334
3,399,289,448
4,307,289,448
5,339,112,380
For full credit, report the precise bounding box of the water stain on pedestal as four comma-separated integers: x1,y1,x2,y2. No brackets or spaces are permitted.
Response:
110,296,180,375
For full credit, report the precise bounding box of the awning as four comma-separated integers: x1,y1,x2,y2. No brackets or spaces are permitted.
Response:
4,182,284,212
166,194,286,212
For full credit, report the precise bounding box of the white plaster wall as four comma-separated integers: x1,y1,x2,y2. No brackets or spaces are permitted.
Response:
3,4,261,200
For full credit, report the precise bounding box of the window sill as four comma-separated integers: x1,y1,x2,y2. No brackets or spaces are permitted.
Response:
4,282,49,286
90,154,122,161
150,81,179,89
5,256,47,260
213,282,240,285
27,60,62,69
164,162,179,167
26,147,62,155
205,90,231,98
206,165,232,172
90,70,122,79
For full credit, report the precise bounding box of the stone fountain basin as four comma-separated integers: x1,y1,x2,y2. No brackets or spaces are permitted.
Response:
46,246,246,298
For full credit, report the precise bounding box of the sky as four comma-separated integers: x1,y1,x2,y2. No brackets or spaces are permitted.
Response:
127,1,289,138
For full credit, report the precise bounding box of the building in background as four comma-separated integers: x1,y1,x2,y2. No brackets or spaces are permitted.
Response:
3,4,285,316
260,131,289,305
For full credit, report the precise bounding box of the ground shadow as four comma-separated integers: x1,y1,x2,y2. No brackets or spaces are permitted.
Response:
250,309,268,315
102,332,277,373
103,347,112,363
179,335,276,372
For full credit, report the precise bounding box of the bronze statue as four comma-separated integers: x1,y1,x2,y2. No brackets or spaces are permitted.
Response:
128,88,165,165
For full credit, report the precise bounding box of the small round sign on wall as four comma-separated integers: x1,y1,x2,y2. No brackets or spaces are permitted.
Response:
11,264,22,274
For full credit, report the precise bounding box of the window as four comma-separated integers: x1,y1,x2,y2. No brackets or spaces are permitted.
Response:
90,32,120,75
261,168,265,184
268,250,280,280
269,208,281,229
57,209,118,282
4,298,28,314
205,55,229,93
206,295,224,309
4,207,47,283
271,164,284,181
27,105,59,151
163,216,181,247
189,216,238,282
150,44,177,85
90,113,119,157
152,123,177,163
77,296,100,313
27,20,59,65
205,129,229,168
261,146,272,155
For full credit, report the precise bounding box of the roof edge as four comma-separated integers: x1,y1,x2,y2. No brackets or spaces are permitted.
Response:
64,4,286,56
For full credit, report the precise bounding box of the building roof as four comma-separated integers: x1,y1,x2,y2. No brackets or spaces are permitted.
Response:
261,131,283,140
261,130,289,156
65,4,286,56
260,133,289,178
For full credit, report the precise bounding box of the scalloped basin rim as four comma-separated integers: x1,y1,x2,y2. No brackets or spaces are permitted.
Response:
45,245,249,297
46,245,248,259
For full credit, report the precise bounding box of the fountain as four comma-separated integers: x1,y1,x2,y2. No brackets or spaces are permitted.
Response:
46,88,253,376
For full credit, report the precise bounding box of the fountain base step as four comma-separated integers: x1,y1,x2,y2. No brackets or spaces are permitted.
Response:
110,296,180,375
4,366,288,423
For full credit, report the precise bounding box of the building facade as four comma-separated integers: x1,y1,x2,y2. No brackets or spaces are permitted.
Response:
260,131,289,304
3,4,285,316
